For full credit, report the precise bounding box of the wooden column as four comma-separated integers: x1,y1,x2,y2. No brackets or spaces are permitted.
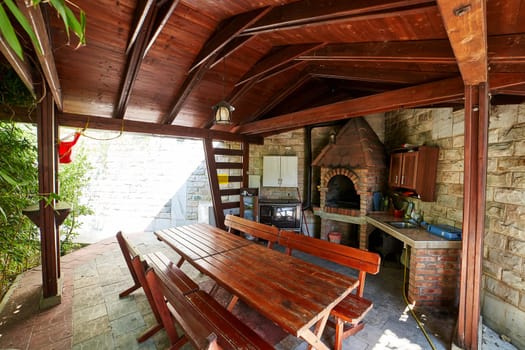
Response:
37,90,60,302
456,83,488,349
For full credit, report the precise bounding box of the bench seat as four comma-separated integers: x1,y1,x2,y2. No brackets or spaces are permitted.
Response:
144,251,199,295
145,268,273,350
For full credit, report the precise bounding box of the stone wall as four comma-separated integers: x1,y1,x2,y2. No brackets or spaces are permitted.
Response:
385,105,525,348
70,130,211,243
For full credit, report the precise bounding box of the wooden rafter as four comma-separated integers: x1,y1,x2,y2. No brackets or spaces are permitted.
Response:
16,0,62,109
114,0,158,119
162,9,268,125
243,73,311,125
238,77,466,135
307,64,454,84
143,0,181,57
209,36,256,70
189,7,271,73
436,0,487,84
235,43,325,86
298,41,456,64
243,0,435,35
0,35,34,97
58,113,263,144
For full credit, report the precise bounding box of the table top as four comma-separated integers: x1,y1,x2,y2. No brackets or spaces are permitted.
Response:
192,238,358,336
155,223,251,261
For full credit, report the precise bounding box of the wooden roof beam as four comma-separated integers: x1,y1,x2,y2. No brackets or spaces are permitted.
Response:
298,41,456,64
189,7,271,73
143,0,181,57
58,113,263,144
307,64,453,84
114,0,159,119
162,9,269,125
16,0,61,108
436,0,487,84
0,35,34,97
238,77,466,135
235,43,324,86
243,0,435,35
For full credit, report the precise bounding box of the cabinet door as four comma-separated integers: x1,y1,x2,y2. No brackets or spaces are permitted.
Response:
401,152,418,189
388,153,403,186
280,156,298,187
262,156,281,186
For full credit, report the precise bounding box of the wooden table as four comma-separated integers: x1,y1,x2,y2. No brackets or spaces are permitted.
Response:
155,224,358,350
155,223,251,263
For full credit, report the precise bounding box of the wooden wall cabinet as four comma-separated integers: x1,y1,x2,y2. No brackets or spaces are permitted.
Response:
262,156,298,187
388,146,439,201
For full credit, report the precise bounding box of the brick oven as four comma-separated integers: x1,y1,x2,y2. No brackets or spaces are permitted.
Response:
313,117,386,249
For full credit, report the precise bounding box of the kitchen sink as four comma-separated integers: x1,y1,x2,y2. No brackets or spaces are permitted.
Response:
387,221,417,229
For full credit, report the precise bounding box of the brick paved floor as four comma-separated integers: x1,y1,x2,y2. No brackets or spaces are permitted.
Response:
0,232,518,350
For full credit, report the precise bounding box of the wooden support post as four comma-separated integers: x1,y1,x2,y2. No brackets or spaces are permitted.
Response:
455,83,488,349
37,90,60,306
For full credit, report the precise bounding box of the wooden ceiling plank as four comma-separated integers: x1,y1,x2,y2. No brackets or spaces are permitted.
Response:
209,35,256,70
57,112,263,144
307,64,452,84
243,0,434,35
436,0,487,84
126,0,156,54
235,43,325,86
494,86,525,96
189,7,272,73
298,41,456,64
488,34,525,64
143,0,181,57
16,0,62,109
0,35,35,97
244,74,311,124
161,52,219,125
489,73,525,90
114,1,158,119
255,60,307,84
237,77,465,135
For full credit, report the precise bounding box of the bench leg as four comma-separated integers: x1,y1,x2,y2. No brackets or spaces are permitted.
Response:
119,283,141,298
176,257,185,267
334,317,344,350
169,335,188,350
137,323,163,342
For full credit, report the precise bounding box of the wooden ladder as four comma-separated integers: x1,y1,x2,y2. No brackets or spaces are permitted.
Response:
204,139,249,229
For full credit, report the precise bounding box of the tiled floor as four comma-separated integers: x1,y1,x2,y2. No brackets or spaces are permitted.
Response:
0,232,518,350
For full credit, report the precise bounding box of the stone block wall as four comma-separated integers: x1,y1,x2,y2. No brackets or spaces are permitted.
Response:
385,105,525,348
72,131,211,243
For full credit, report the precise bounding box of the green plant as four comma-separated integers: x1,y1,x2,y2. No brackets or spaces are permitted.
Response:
0,0,86,61
58,149,93,255
0,121,40,299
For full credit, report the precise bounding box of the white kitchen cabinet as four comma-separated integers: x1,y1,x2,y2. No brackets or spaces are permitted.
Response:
262,156,298,187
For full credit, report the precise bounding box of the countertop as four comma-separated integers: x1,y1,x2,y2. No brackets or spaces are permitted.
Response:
366,213,462,249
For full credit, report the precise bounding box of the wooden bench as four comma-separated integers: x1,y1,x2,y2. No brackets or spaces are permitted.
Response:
145,266,274,350
224,214,279,248
278,230,381,350
116,231,144,298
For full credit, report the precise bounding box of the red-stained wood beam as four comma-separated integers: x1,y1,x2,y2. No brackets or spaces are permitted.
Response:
243,0,434,35
307,64,454,84
235,43,324,86
37,88,59,302
436,0,487,84
143,0,181,57
17,0,62,109
209,36,255,70
126,0,155,54
189,7,271,73
456,83,488,350
162,10,268,125
299,41,456,64
493,85,525,96
114,0,158,119
237,77,466,135
57,112,263,144
0,35,35,97
245,73,312,125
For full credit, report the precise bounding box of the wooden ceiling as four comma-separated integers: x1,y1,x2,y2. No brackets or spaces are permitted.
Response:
4,0,525,139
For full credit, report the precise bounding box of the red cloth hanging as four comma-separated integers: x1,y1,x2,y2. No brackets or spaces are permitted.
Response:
58,132,81,164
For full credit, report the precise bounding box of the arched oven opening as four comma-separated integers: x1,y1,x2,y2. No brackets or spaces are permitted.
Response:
325,175,360,210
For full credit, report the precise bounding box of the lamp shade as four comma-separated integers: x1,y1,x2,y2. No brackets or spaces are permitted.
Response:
212,101,234,124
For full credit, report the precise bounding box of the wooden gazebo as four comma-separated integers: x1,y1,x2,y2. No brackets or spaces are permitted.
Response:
2,1,525,349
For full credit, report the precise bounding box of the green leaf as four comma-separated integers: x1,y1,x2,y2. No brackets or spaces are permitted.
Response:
0,168,18,187
0,3,24,60
0,206,6,222
48,0,70,40
4,0,42,55
64,5,86,45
